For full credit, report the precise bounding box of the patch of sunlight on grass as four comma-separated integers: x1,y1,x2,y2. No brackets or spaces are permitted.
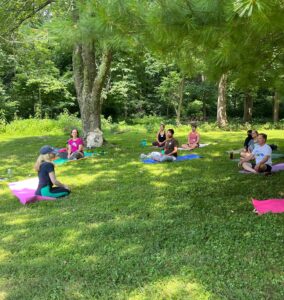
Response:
87,222,104,229
63,174,95,185
1,228,28,243
0,188,8,197
64,281,86,299
85,255,99,264
4,216,36,226
120,244,143,256
62,229,81,243
146,167,166,176
114,215,135,223
0,249,11,262
151,181,168,188
0,291,7,300
2,234,16,243
129,277,211,300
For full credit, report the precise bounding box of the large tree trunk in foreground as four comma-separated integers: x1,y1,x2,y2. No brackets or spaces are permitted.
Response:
217,73,228,127
176,76,185,125
273,91,280,122
73,42,112,142
243,92,253,122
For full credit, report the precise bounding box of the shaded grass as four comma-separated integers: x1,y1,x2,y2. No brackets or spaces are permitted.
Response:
0,127,283,299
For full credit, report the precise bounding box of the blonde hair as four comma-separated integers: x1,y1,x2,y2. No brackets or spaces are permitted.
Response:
34,153,55,172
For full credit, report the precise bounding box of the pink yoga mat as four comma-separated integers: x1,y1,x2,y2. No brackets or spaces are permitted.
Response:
8,178,56,205
252,199,284,215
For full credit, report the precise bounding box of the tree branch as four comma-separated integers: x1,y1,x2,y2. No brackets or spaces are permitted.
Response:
10,0,54,33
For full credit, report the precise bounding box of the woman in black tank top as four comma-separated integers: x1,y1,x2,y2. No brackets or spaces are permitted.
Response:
152,123,166,147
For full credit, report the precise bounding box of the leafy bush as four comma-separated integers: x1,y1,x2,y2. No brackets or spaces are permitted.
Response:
57,110,81,134
5,118,61,136
0,119,6,133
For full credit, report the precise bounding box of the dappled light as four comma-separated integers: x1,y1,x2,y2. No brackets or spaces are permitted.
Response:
0,0,284,298
0,127,283,299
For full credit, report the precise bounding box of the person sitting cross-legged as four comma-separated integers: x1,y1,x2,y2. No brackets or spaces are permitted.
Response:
141,129,178,162
239,133,272,174
182,124,200,150
152,123,166,147
35,146,70,198
68,128,84,160
240,130,258,158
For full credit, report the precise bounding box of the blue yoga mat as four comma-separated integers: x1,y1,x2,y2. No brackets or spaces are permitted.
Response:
143,154,202,164
54,152,93,165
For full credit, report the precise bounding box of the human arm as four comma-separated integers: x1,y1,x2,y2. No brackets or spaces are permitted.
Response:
78,138,84,152
196,133,200,144
156,131,162,145
254,155,270,171
67,143,72,158
49,171,70,190
167,146,178,156
239,152,255,166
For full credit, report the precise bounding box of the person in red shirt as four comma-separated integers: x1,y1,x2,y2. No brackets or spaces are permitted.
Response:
182,124,200,150
67,128,84,160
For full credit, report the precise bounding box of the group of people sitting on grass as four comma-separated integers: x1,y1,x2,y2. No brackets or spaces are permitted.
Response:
34,128,85,198
34,124,275,200
239,130,273,174
140,123,200,162
152,123,200,150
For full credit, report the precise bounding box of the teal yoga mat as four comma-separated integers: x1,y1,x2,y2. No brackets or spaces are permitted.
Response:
54,152,93,165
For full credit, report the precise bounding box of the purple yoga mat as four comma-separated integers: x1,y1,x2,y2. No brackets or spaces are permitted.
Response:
239,163,284,174
253,199,284,215
8,178,56,205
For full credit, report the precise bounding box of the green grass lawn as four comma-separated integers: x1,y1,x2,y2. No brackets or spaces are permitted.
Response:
0,127,283,299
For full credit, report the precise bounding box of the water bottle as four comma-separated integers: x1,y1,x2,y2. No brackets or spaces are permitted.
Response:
7,169,12,178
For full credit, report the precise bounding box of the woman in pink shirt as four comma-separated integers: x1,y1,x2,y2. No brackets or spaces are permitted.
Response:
182,124,200,150
68,129,84,160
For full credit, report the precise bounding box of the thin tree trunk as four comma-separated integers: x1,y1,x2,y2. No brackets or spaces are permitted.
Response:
201,74,206,120
217,73,228,127
273,91,280,122
176,76,185,125
243,92,253,122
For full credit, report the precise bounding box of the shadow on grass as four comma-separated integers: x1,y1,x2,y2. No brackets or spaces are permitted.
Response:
0,133,283,299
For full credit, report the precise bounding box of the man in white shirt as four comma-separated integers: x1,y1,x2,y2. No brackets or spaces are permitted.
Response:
239,133,272,174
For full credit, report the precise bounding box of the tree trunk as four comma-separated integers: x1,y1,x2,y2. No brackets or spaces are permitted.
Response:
73,42,112,139
243,92,253,122
217,73,228,127
273,91,280,122
176,76,185,125
201,74,206,121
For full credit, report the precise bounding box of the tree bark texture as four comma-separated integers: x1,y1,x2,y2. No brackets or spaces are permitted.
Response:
273,91,280,122
73,43,112,139
176,76,185,125
201,74,206,120
243,92,253,122
217,73,228,127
